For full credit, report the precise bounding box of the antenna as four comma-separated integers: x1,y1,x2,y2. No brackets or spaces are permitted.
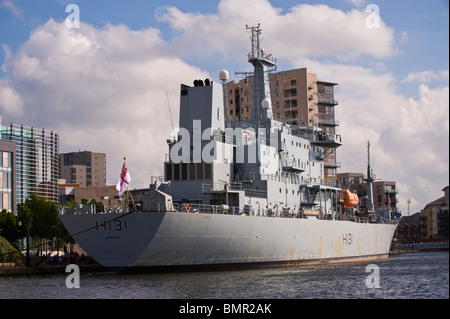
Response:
164,79,175,134
364,141,374,213
220,70,231,127
244,24,276,123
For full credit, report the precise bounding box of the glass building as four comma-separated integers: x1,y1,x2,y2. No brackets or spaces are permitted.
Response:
0,139,15,212
0,119,60,208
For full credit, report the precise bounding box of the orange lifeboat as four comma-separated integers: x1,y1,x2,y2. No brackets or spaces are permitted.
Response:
342,190,359,208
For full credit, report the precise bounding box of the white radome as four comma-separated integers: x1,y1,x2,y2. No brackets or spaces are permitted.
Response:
262,98,271,109
219,69,229,82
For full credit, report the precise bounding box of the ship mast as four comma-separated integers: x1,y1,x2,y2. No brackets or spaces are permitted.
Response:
364,141,374,213
246,24,276,123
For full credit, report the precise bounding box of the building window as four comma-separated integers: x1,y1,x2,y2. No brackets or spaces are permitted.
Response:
2,152,11,168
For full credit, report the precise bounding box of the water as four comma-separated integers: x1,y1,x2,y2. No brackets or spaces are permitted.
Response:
0,251,448,299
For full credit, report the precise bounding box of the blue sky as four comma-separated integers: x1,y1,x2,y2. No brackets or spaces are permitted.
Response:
1,1,448,80
0,0,448,214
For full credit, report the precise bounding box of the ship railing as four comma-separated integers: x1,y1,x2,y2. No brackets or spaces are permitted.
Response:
313,133,342,144
174,203,241,215
201,182,267,198
232,172,341,189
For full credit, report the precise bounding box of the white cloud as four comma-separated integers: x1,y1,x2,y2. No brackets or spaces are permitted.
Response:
347,0,368,8
0,79,23,117
0,18,209,188
402,69,449,84
0,0,23,20
157,0,398,61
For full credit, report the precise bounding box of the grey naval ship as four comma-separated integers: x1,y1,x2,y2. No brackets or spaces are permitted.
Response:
59,25,399,272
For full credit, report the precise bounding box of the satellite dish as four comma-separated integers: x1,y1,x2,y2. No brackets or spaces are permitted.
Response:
219,69,229,82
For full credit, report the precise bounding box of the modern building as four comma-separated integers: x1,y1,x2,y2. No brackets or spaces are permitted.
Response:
57,179,80,205
0,117,60,206
0,139,16,212
59,151,106,187
226,67,340,184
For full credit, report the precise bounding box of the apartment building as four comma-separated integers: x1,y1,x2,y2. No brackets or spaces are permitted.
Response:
420,186,449,240
0,118,60,206
0,139,16,212
225,67,340,183
337,172,399,216
59,151,106,187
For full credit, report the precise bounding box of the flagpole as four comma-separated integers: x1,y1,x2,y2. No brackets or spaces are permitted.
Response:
124,157,129,212
123,157,135,211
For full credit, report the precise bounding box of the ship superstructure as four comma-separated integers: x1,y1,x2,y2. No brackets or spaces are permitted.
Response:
160,24,342,219
59,25,398,272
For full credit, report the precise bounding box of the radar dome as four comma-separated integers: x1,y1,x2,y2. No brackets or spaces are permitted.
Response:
219,69,229,82
262,98,271,110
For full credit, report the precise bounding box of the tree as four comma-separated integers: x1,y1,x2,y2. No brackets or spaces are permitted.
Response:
18,194,71,256
25,194,60,240
0,236,23,264
0,209,20,244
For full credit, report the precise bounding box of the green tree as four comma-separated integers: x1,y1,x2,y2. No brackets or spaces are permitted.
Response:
25,194,60,240
18,194,72,255
0,236,23,264
0,209,20,244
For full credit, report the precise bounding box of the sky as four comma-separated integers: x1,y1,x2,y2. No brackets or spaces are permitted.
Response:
0,0,448,215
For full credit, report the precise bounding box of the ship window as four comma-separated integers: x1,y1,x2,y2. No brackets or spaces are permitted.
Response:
279,188,282,193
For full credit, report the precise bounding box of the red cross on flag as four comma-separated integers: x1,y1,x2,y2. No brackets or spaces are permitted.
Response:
116,161,131,197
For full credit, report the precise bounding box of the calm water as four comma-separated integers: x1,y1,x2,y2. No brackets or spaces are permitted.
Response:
0,251,448,299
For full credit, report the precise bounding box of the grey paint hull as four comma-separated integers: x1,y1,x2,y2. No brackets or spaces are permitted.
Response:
60,211,397,271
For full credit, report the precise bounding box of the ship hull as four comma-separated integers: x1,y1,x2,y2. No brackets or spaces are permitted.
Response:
60,211,397,272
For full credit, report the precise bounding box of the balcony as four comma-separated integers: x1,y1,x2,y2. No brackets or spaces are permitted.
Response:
318,97,339,105
385,188,398,194
282,159,306,172
324,161,341,168
311,134,343,147
318,118,340,126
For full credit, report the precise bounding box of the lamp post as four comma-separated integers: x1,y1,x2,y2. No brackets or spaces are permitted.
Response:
18,221,31,267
